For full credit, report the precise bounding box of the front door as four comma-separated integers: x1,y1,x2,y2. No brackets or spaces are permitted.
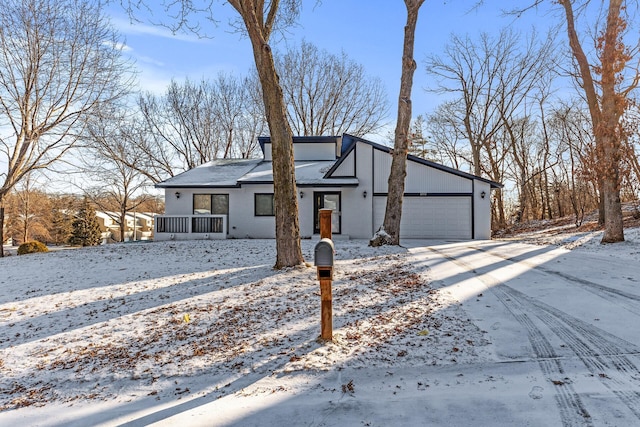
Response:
314,192,341,234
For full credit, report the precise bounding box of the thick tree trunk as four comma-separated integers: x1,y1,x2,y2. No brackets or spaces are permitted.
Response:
599,0,625,243
246,31,303,267
374,0,423,246
559,0,625,242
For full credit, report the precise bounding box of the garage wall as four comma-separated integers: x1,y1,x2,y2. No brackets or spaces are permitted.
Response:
373,150,473,193
473,180,492,239
373,196,472,239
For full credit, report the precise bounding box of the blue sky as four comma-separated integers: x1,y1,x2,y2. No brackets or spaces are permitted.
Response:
107,1,555,127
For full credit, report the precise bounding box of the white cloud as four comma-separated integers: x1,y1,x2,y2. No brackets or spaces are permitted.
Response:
110,17,206,44
102,40,132,52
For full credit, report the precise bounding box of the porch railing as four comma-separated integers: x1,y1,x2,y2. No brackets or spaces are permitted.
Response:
155,215,227,239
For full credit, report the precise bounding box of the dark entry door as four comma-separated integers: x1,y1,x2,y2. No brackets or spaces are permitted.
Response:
314,192,341,234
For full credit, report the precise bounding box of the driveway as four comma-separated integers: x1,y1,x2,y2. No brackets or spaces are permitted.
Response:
401,239,640,426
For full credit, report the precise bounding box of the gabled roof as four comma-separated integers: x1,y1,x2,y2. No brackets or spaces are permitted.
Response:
326,134,502,188
156,134,502,189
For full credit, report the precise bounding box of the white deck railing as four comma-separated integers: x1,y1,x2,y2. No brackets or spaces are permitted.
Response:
154,215,227,240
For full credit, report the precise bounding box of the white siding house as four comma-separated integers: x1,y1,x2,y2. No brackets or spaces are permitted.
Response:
154,135,501,241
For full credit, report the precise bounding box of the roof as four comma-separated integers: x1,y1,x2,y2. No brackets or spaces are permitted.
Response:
156,158,358,189
338,134,503,189
156,159,261,188
156,134,502,189
258,135,342,155
239,161,358,186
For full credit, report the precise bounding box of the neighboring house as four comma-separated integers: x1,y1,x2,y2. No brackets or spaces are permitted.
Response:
154,134,501,241
95,211,119,242
95,211,155,242
134,212,155,240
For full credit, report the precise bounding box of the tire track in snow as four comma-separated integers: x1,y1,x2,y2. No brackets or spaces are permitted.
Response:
508,287,640,420
428,247,594,427
431,244,640,423
470,245,640,316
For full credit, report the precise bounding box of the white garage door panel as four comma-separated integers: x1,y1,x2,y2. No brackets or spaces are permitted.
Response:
373,197,472,239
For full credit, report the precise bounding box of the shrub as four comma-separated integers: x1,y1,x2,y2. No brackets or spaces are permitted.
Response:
17,241,49,255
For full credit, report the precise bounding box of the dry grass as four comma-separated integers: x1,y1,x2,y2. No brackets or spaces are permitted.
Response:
495,203,640,239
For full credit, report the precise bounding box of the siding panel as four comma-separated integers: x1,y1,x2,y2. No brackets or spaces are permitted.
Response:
373,196,471,239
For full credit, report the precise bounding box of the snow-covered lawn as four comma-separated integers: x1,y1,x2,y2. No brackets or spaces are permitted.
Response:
2,228,640,426
0,239,490,426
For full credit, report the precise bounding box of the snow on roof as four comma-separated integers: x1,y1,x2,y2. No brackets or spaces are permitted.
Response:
156,159,262,188
238,161,358,186
157,159,358,188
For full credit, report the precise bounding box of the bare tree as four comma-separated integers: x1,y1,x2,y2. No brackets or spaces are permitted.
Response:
210,73,268,159
0,0,133,256
426,29,554,176
4,175,52,244
425,28,555,227
510,0,640,241
138,79,222,172
426,102,470,170
234,73,268,158
407,115,439,161
370,0,425,246
132,74,266,183
549,101,599,226
276,40,389,136
226,0,304,267
83,108,153,242
558,0,637,242
120,0,305,267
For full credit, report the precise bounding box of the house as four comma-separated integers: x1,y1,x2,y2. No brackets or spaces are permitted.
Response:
95,211,119,242
95,211,156,242
134,212,155,240
154,135,501,241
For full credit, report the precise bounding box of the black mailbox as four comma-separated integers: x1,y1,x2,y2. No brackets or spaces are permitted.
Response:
314,238,335,280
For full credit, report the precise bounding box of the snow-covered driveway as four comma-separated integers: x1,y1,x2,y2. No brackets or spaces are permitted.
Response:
402,239,640,426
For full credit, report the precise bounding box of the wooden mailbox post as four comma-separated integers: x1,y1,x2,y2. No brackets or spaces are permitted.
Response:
315,209,334,341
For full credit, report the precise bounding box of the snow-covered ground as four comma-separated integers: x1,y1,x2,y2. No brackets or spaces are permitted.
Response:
1,228,640,426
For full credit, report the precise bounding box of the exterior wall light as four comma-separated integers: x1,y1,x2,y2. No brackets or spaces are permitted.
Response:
363,191,367,198
175,191,180,199
300,191,304,198
480,191,486,199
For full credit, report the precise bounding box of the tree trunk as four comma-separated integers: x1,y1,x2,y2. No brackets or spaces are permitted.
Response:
120,212,126,242
244,24,303,268
599,0,625,243
495,187,505,227
559,0,625,242
597,179,605,225
0,204,4,257
374,0,424,246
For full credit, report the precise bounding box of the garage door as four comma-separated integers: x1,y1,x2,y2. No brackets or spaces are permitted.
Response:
373,196,472,239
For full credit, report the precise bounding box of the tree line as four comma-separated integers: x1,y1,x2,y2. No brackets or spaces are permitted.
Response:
2,179,163,247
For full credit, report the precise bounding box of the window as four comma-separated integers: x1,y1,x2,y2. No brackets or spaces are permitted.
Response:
193,194,228,215
211,195,229,214
255,193,275,216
